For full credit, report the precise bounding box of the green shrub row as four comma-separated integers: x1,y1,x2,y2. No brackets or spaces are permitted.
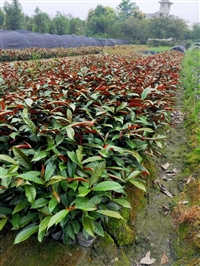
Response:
0,46,103,62
0,51,183,245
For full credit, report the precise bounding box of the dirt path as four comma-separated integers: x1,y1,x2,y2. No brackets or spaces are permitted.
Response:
126,87,190,265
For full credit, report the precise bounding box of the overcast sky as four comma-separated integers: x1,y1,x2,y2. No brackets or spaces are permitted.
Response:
0,0,199,23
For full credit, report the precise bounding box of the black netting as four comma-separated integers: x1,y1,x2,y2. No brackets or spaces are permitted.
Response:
22,33,46,48
98,38,114,46
0,30,29,49
15,29,31,34
111,39,129,45
52,34,69,48
34,33,59,48
61,35,77,47
0,30,129,49
87,37,103,47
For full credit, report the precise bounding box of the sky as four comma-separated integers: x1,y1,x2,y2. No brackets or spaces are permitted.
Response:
0,0,199,23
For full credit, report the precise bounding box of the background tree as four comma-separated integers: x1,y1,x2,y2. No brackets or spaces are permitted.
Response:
145,14,171,39
117,0,139,20
23,15,34,31
50,11,70,35
3,0,24,30
167,16,189,41
69,17,85,35
0,8,5,28
190,23,200,40
86,5,116,37
32,7,51,33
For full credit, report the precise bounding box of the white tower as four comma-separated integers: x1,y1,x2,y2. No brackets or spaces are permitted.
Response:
159,0,173,15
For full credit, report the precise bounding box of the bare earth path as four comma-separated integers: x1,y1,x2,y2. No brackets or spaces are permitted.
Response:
127,87,191,265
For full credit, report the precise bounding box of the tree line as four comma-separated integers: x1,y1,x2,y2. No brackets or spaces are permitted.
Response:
0,0,199,45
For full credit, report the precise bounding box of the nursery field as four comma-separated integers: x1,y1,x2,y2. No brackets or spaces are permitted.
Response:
0,50,183,245
1,48,199,266
0,45,149,62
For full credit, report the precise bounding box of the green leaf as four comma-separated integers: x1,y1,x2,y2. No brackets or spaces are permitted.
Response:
82,156,104,164
94,222,104,237
22,108,37,134
66,127,75,141
90,161,106,186
93,181,123,192
46,136,56,151
0,167,12,187
105,145,123,154
14,225,39,244
116,102,128,112
78,186,91,197
25,185,36,203
75,198,96,211
13,200,29,214
38,216,51,235
127,170,142,180
0,218,8,230
67,160,77,177
11,213,20,229
45,175,67,186
0,167,7,178
8,164,19,174
112,134,122,141
112,198,131,209
31,198,48,209
38,206,51,216
0,207,13,215
18,171,43,184
44,160,56,181
96,210,124,219
141,87,152,100
68,102,76,111
32,151,49,162
55,134,64,146
0,154,17,165
48,198,58,213
66,223,75,240
72,220,80,235
126,139,136,149
19,213,37,228
82,216,95,238
128,179,146,192
48,209,69,230
124,149,142,163
13,147,32,169
67,109,72,121
67,151,82,168
37,230,46,243
76,146,83,164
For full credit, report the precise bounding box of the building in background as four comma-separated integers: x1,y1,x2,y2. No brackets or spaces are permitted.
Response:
145,0,174,18
159,0,173,15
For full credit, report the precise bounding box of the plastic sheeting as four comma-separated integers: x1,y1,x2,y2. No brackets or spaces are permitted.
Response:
170,45,186,53
0,29,129,49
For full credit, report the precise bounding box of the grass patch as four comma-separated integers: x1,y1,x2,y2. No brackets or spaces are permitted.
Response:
172,49,200,265
147,46,171,52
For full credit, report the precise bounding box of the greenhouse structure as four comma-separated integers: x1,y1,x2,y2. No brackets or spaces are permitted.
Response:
0,29,129,49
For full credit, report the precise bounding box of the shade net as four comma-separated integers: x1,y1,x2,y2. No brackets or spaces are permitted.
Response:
0,29,129,49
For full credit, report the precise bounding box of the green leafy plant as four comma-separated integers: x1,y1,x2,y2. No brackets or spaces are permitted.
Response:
0,51,183,244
